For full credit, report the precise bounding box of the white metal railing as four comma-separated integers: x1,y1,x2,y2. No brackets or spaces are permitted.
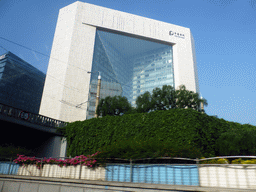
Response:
1,156,256,189
0,102,67,128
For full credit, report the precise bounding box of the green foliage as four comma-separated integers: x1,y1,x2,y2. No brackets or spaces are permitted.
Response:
200,157,256,164
96,95,132,116
231,158,243,164
199,158,256,164
175,85,208,112
135,91,154,113
238,159,256,164
0,144,34,159
200,158,229,164
95,137,202,160
61,108,238,158
60,84,256,159
216,125,256,156
151,85,176,111
135,85,207,113
204,158,256,164
96,85,208,116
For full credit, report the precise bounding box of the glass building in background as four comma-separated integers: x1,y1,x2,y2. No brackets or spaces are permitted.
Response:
0,52,45,114
87,29,174,118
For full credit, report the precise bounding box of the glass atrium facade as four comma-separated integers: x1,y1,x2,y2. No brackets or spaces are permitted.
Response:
87,29,174,119
0,52,45,114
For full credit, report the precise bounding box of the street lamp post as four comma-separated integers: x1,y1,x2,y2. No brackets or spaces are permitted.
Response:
75,71,101,118
87,71,101,118
200,95,204,113
94,72,101,118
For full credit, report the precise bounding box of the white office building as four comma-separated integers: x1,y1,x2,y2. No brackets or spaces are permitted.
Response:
39,1,200,122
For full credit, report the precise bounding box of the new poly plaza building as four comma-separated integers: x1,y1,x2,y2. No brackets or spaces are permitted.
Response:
39,1,200,122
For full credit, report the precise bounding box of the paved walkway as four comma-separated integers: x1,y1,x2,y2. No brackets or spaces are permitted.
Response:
1,175,255,192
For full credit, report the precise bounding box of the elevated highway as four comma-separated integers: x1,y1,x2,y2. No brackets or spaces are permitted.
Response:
0,103,67,158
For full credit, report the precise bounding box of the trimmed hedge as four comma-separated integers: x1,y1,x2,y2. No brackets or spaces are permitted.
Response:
95,137,202,160
59,108,244,158
216,125,256,156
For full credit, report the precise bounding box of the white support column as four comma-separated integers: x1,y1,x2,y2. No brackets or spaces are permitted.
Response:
60,137,67,158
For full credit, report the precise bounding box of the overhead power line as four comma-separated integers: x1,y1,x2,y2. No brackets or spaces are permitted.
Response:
0,36,91,73
0,37,135,89
0,37,49,58
0,36,166,108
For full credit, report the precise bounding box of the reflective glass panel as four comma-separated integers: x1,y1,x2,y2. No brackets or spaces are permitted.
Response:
87,29,174,118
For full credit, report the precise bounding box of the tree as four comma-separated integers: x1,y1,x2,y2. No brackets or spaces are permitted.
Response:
96,95,132,117
97,85,208,117
135,91,154,113
136,85,208,113
151,85,176,111
175,85,208,112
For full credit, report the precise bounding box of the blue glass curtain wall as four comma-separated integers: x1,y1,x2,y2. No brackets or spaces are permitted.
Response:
87,29,174,118
0,52,45,114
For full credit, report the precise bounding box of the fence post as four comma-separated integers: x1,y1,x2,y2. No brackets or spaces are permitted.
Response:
79,160,82,179
196,158,200,187
189,163,192,185
181,164,183,185
40,158,43,177
130,159,133,182
245,165,249,189
8,158,12,175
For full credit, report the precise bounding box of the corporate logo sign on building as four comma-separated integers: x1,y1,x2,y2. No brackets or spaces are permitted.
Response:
169,31,185,39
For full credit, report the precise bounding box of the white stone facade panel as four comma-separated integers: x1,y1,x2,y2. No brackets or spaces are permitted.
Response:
40,1,199,122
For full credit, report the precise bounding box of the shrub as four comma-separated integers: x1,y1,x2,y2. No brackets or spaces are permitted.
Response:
231,158,256,164
59,108,233,158
95,137,202,160
0,144,34,160
216,126,256,156
200,157,229,164
59,108,256,158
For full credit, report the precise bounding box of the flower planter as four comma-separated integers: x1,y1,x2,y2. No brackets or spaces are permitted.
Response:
17,165,40,176
80,166,105,180
17,164,105,180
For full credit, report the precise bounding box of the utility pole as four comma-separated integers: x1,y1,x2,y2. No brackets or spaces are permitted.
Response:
95,72,101,118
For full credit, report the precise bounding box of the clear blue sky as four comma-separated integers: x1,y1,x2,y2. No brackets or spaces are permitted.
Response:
0,0,255,125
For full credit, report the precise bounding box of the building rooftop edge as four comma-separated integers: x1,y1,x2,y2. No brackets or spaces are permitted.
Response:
0,51,46,76
61,1,190,31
